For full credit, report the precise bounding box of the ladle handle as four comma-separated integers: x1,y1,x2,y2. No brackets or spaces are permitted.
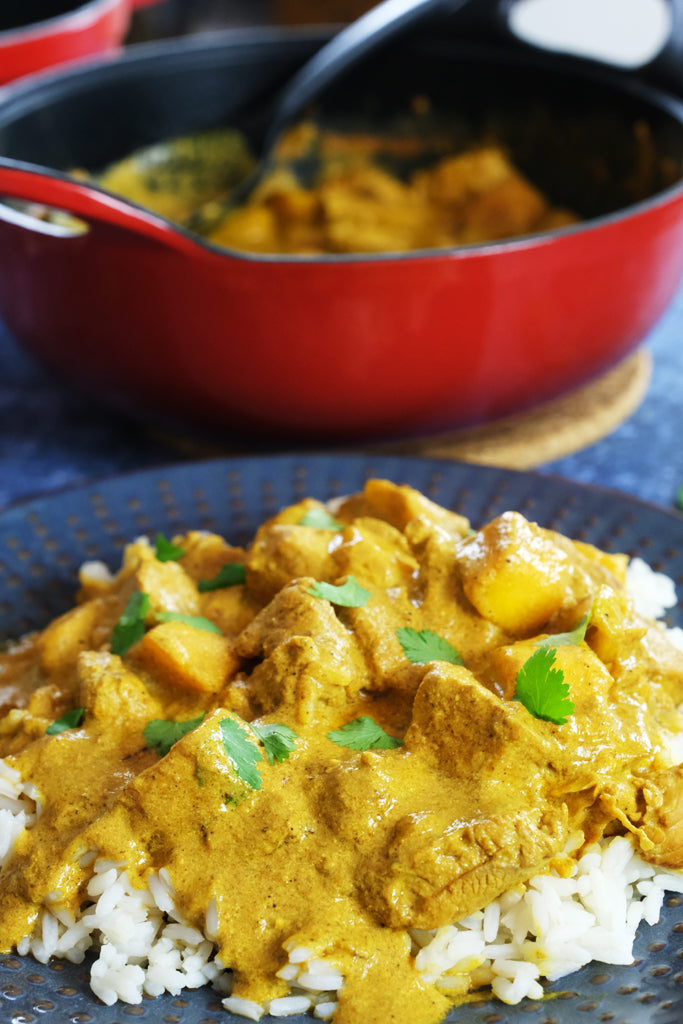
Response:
264,0,472,150
0,162,206,257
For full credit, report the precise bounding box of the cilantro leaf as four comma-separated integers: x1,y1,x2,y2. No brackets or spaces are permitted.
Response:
327,716,403,751
197,562,246,592
396,627,464,666
220,717,263,789
252,723,299,764
111,591,151,656
535,610,591,649
155,612,222,634
144,713,206,757
307,576,370,608
514,647,575,725
154,533,185,563
46,707,85,736
299,508,345,531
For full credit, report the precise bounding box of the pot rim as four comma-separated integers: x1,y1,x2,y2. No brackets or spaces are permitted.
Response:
2,24,683,266
0,0,127,47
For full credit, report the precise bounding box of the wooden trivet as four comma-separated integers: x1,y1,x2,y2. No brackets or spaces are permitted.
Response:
371,348,651,470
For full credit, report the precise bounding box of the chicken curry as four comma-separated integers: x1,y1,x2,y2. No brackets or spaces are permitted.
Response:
1,479,683,1022
93,121,579,254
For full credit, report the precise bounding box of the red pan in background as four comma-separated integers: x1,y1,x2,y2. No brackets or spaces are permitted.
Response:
0,0,134,86
0,3,682,444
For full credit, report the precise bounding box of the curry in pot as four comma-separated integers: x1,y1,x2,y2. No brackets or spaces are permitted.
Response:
92,119,580,254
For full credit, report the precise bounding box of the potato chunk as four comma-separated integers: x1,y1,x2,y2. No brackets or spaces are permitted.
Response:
456,512,572,635
139,621,239,694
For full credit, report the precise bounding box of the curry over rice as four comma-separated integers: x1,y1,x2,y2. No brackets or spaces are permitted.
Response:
1,479,683,1021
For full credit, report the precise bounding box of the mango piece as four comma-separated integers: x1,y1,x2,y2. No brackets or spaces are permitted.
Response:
485,636,608,706
136,557,199,619
139,621,239,694
38,600,101,677
456,512,572,636
362,478,470,537
572,541,628,585
586,584,647,667
330,516,418,591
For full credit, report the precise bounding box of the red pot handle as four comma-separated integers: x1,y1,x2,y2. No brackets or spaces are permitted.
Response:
0,161,210,259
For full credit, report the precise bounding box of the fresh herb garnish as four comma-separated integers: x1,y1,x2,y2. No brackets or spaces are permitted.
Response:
46,707,85,736
154,533,185,563
197,562,246,592
219,717,263,790
112,595,223,655
155,611,222,634
307,576,370,608
677,486,683,512
299,508,345,531
252,723,299,764
396,627,464,666
535,610,591,649
219,718,299,788
111,591,151,656
514,647,574,725
144,713,206,756
327,716,403,750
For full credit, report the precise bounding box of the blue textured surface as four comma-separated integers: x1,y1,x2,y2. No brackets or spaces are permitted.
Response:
544,283,683,509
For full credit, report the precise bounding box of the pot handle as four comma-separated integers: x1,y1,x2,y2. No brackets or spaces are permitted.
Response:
446,0,683,98
0,161,208,258
639,0,683,96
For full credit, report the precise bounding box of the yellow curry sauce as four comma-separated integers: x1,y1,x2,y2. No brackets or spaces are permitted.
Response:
1,479,683,1023
95,123,578,255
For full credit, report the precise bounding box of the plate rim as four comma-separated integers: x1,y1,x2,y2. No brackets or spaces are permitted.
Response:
1,451,683,525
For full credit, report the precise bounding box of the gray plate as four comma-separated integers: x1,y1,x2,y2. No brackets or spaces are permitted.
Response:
2,453,683,1024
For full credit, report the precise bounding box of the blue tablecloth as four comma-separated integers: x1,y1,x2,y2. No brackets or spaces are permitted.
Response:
1,287,683,513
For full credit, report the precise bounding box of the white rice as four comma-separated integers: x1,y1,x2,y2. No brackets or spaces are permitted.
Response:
12,857,225,1003
0,758,40,871
411,834,683,1004
625,556,679,620
1,553,682,1016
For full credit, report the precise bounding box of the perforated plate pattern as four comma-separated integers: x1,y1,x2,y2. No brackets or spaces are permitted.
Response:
2,454,683,1024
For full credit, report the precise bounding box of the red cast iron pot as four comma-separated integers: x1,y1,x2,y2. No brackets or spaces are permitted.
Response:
0,4,683,443
0,0,133,86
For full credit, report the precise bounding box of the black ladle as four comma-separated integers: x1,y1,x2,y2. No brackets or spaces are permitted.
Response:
235,0,472,198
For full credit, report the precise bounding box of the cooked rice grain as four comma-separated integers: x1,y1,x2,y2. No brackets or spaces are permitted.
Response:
412,835,682,1004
